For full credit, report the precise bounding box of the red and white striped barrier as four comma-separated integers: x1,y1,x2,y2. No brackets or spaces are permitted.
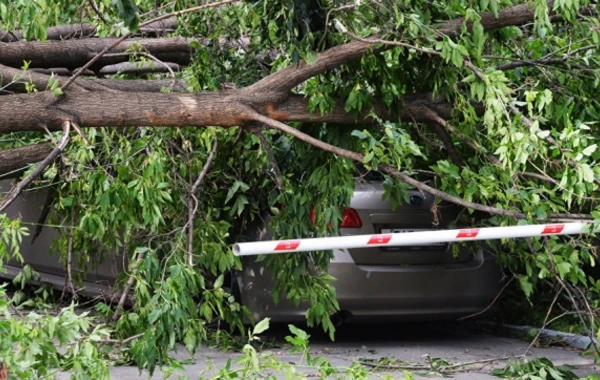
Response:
232,223,591,256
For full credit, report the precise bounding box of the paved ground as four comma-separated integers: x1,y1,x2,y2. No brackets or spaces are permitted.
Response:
58,322,600,379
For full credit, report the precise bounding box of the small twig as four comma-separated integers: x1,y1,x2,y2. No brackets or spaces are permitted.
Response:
69,121,90,145
0,121,71,213
345,32,442,57
458,277,515,321
444,355,521,371
359,355,518,373
509,103,600,186
525,287,563,355
318,3,358,51
61,0,239,91
422,107,502,165
432,123,464,167
99,332,144,345
112,252,144,322
254,130,284,192
65,212,78,299
138,52,177,78
186,137,218,266
540,245,597,354
232,127,244,146
88,0,109,25
494,45,597,71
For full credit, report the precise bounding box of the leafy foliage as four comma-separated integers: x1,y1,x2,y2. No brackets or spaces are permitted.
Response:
491,358,594,380
201,319,414,379
1,0,600,375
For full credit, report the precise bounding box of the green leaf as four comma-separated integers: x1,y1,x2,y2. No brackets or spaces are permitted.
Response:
112,0,139,31
351,130,368,140
519,276,533,298
225,180,249,204
288,324,309,341
556,262,572,279
252,318,270,335
582,144,597,156
581,164,595,183
213,274,224,289
305,50,318,65
232,194,249,216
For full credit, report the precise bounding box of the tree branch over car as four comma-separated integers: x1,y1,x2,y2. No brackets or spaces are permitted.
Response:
0,0,599,374
0,0,596,217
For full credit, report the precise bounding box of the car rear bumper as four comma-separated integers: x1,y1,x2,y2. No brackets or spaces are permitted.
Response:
238,248,503,323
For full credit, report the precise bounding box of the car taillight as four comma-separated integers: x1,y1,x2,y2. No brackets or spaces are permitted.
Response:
340,208,362,228
310,206,362,229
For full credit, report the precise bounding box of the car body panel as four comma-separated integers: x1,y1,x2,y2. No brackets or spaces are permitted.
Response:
1,178,503,322
238,182,503,322
1,179,122,293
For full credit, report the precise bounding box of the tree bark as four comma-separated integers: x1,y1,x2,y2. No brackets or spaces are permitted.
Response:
0,63,186,94
32,62,181,76
0,143,53,177
437,2,595,37
0,17,178,42
0,24,97,42
0,89,463,134
0,38,192,70
0,91,251,132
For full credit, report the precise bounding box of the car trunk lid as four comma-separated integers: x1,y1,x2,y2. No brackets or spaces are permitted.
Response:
342,182,472,265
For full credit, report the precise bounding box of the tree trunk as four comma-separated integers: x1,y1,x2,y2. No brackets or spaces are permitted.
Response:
0,38,192,70
32,62,181,76
0,143,53,177
0,89,463,134
0,63,186,94
0,17,178,42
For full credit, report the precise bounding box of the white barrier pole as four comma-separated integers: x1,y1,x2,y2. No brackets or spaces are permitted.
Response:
232,223,592,256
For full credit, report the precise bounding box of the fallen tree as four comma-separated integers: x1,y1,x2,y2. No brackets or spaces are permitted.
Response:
0,0,599,376
0,143,52,177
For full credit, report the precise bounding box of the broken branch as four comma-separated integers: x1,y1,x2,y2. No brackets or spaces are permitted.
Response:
61,0,239,90
250,113,592,221
0,121,71,213
187,137,219,265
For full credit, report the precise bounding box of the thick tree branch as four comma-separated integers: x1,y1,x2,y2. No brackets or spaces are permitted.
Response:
61,0,240,90
32,62,182,77
0,92,253,133
277,93,458,123
0,24,96,43
248,0,574,95
0,90,462,133
0,143,53,177
0,122,70,213
437,1,595,38
249,112,592,221
432,123,464,167
99,61,181,75
0,38,192,71
0,63,187,94
245,40,374,96
0,17,178,42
